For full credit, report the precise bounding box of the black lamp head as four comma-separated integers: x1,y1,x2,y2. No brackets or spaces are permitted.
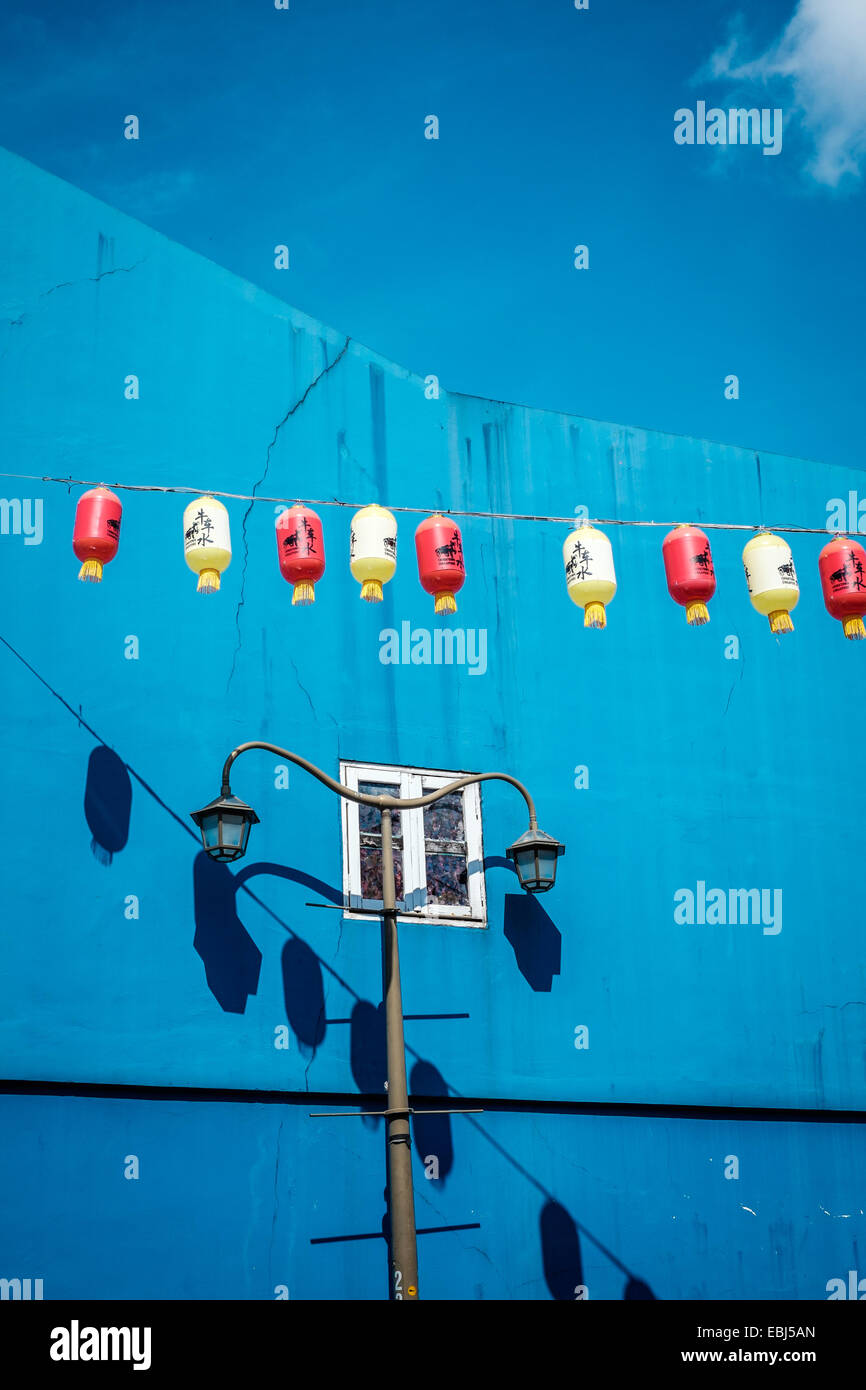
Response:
190,792,259,863
506,827,565,894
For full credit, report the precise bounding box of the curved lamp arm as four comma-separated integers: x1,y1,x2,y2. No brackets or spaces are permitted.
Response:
220,741,538,829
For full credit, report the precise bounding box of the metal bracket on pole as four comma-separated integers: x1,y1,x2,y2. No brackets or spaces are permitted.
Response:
310,1107,484,1118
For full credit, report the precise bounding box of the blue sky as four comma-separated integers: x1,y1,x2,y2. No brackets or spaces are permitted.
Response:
1,0,864,469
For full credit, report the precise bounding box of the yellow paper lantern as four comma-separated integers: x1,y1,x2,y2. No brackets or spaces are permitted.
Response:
183,496,232,594
743,532,799,634
562,524,617,629
350,504,397,602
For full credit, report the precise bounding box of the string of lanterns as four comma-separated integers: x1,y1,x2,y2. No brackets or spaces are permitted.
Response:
67,483,866,641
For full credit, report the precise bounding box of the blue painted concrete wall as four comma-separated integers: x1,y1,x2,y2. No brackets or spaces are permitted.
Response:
1,1092,864,1301
1,146,864,1298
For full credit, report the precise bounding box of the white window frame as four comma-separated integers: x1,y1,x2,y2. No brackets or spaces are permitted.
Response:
340,760,487,927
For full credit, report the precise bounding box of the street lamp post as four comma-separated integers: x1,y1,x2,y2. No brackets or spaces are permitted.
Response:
192,742,565,1301
378,803,417,1300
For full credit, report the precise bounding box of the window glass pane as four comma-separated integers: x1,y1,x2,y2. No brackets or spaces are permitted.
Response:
359,782,401,839
423,791,469,906
360,845,404,902
423,790,464,843
425,851,469,906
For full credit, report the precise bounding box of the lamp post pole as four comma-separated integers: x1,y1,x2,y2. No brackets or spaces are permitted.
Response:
379,805,418,1300
192,742,564,1302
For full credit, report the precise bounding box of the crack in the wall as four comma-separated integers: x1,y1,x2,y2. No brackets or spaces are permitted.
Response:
268,1114,285,1281
303,1045,317,1092
799,1001,866,1015
0,257,152,369
467,1244,494,1267
3,257,151,333
723,651,746,716
415,1186,449,1223
227,335,351,693
289,656,316,717
303,996,328,1091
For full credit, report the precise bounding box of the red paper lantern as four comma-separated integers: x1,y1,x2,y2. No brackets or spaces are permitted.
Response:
276,504,325,605
819,536,866,640
662,524,716,625
72,485,122,583
415,514,466,614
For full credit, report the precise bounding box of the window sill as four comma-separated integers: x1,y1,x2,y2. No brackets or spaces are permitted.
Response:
341,908,487,929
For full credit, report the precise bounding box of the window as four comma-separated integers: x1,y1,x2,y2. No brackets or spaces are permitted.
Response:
340,761,486,926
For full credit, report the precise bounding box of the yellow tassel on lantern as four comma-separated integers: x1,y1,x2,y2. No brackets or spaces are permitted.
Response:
78,558,103,583
434,592,458,615
361,579,384,602
843,615,866,640
584,602,607,629
768,609,794,634
686,601,710,626
292,581,315,606
197,568,221,594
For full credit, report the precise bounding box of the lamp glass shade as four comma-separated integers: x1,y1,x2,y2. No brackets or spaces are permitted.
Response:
200,813,220,848
506,828,565,894
534,846,558,883
191,794,259,863
220,814,246,849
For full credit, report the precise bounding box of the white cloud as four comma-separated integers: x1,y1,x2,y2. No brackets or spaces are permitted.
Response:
707,0,866,187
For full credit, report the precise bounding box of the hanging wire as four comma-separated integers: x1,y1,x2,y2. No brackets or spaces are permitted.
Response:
0,469,845,537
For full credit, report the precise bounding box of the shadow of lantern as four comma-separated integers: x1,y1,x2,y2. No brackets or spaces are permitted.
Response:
84,745,132,865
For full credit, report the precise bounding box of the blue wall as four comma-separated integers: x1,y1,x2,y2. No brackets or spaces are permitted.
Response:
1,1092,864,1302
1,146,864,1299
